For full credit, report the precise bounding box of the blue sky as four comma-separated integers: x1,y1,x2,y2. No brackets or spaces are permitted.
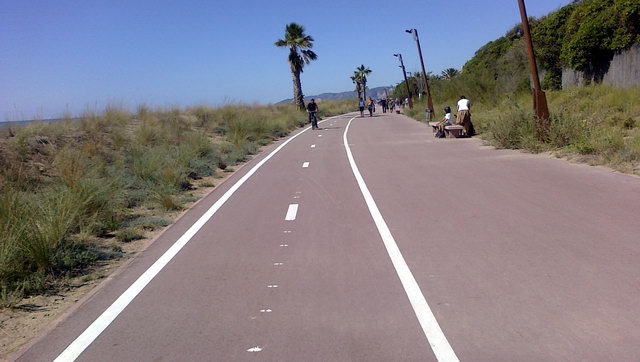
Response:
1,0,571,120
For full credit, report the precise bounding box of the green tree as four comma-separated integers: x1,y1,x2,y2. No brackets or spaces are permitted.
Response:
275,23,318,111
441,68,459,80
354,65,372,100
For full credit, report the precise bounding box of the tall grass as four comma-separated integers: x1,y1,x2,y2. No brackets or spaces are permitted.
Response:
0,100,353,304
405,85,640,174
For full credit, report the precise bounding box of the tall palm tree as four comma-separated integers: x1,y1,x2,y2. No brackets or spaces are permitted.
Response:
275,23,317,111
354,65,372,100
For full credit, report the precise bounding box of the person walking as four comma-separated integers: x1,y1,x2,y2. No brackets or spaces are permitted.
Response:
358,99,365,117
307,98,319,130
456,96,476,136
367,97,375,117
380,98,388,113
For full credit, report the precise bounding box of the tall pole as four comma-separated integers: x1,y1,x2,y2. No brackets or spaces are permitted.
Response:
407,29,434,118
394,54,413,109
517,0,550,141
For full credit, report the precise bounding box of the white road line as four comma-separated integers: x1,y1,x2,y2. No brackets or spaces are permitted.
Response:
342,117,459,362
311,144,316,148
318,134,322,137
302,162,310,168
285,204,299,220
53,115,342,362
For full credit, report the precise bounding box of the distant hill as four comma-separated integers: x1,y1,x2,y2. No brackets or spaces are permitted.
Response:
276,86,393,105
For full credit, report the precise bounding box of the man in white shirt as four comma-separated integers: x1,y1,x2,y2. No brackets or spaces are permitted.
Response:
456,95,476,136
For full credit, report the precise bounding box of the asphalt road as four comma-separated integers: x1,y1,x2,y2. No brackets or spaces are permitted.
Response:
16,110,640,361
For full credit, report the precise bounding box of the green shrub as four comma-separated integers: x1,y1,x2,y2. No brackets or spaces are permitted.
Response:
126,216,170,231
116,228,145,243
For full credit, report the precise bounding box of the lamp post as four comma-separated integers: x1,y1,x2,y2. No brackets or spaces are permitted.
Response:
394,53,413,109
406,29,434,119
517,0,550,141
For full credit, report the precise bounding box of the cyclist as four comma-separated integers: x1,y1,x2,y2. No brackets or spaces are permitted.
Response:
306,99,319,130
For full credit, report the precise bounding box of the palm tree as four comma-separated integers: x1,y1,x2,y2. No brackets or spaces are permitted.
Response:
275,23,317,111
441,68,459,80
354,65,372,100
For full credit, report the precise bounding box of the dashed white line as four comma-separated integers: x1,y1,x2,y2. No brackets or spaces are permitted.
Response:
247,346,263,352
302,162,310,168
273,262,284,266
285,204,299,221
343,116,459,362
311,144,316,148
318,134,323,137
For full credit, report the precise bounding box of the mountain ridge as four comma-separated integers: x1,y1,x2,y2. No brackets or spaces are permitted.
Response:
276,86,394,105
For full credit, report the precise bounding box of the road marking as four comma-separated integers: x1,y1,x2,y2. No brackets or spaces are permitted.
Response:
247,347,263,352
260,309,273,313
279,244,288,247
285,204,299,221
342,116,459,362
283,230,292,234
52,115,342,362
267,285,279,288
302,162,309,168
273,262,284,266
318,134,323,137
311,144,316,148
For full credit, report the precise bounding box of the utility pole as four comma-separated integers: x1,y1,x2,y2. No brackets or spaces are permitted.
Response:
517,0,550,141
394,54,413,109
406,29,434,119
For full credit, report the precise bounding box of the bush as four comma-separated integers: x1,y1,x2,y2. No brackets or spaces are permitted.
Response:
116,228,145,243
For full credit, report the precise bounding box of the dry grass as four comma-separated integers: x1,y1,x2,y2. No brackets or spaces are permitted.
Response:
406,85,640,175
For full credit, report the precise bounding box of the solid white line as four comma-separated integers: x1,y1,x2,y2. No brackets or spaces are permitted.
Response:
285,204,299,221
342,117,459,362
54,115,341,362
302,162,309,168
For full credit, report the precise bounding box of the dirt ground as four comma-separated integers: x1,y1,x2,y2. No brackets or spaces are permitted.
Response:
0,160,247,361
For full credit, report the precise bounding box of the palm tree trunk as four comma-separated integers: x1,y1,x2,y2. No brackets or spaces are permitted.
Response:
291,67,305,111
363,80,367,101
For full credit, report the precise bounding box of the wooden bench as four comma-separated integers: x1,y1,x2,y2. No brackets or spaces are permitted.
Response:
444,125,464,138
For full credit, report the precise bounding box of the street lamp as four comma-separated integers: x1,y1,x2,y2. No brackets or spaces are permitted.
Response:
517,0,550,141
406,28,434,120
393,54,413,109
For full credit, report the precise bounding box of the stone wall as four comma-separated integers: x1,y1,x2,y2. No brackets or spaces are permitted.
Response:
562,43,640,89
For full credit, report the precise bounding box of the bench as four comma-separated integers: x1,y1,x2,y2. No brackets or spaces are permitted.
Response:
444,125,464,138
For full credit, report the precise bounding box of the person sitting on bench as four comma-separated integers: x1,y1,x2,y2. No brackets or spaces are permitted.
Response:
434,106,452,138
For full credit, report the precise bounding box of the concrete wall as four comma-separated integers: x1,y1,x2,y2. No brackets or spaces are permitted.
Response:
562,43,640,89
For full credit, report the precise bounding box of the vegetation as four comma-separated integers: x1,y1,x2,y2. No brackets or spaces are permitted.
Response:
0,101,354,306
351,65,372,101
394,0,639,174
275,23,318,111
404,85,640,175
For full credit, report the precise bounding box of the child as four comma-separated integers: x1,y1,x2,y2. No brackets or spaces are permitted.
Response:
435,106,452,138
